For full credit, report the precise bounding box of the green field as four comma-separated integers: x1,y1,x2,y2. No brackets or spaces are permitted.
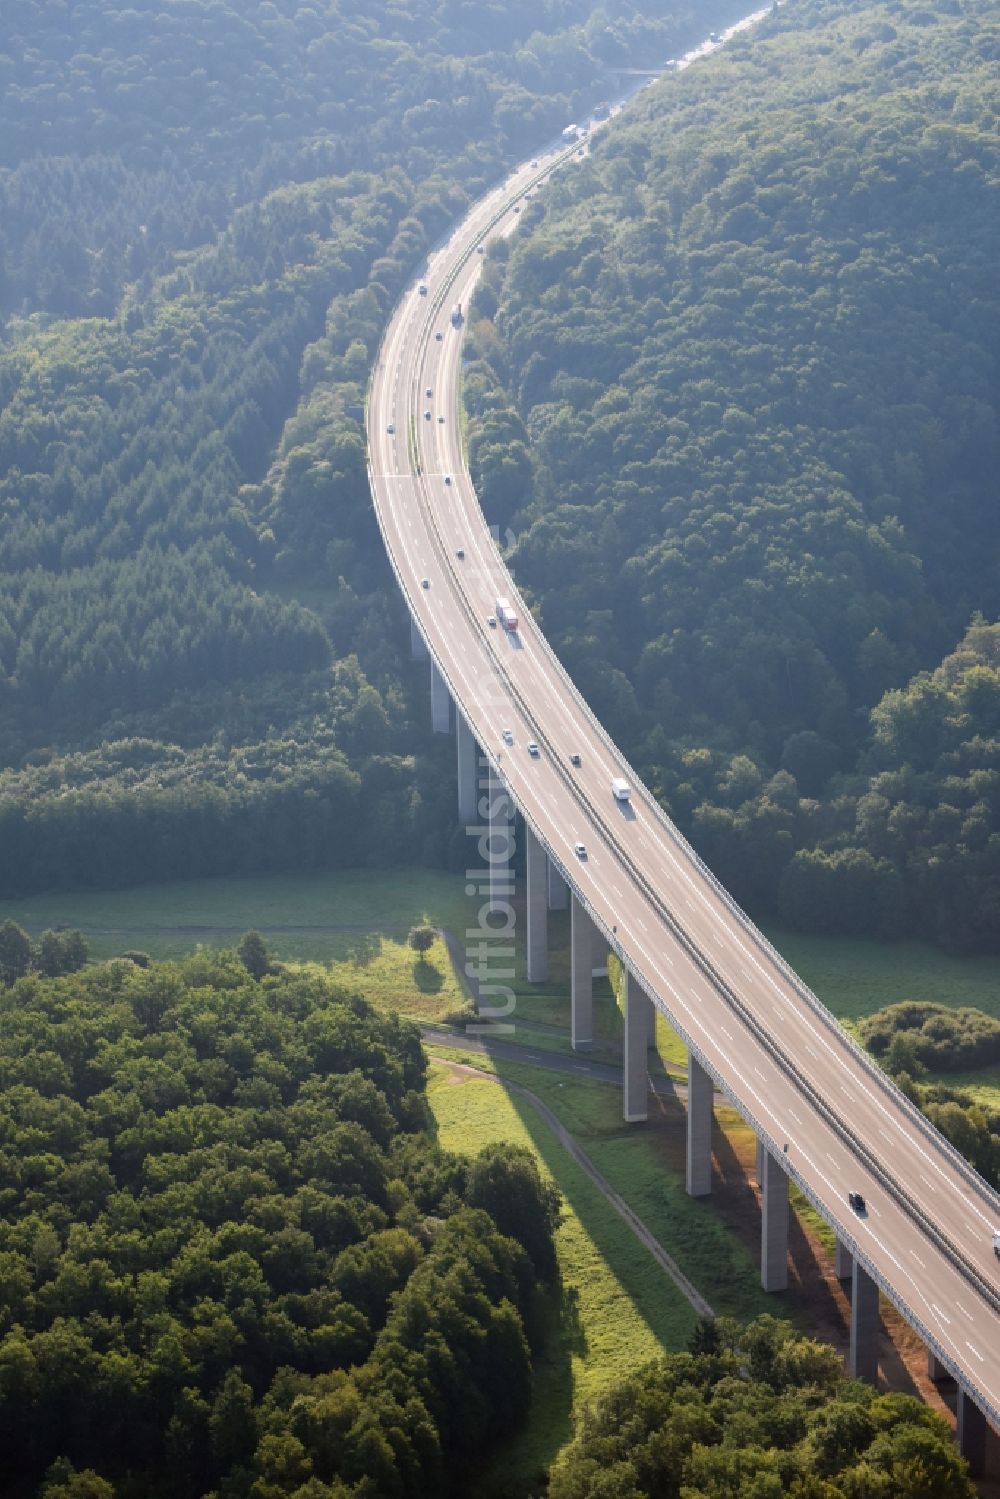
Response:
766,925,1000,1023
428,1059,697,1495
427,1049,806,1495
4,868,999,1087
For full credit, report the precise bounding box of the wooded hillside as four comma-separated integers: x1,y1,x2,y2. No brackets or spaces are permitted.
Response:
471,0,1000,947
1,0,750,896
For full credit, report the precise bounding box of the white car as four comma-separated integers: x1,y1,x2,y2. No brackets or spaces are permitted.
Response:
425,387,433,398
574,841,587,859
527,742,539,758
386,423,395,434
487,615,497,628
502,728,514,744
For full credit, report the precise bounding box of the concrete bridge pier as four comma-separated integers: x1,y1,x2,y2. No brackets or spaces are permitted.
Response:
410,616,428,659
430,659,451,733
834,1238,853,1282
848,1259,879,1384
623,971,653,1123
927,1350,950,1382
485,767,514,917
570,893,594,1051
957,1389,987,1477
456,711,478,825
547,857,568,909
525,824,548,984
591,921,608,978
686,1054,713,1197
760,1146,789,1292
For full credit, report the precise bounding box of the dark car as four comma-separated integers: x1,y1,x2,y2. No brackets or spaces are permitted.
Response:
570,753,581,767
848,1191,866,1213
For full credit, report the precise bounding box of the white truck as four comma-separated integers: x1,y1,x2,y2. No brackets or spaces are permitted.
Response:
496,597,518,632
450,302,463,327
612,777,631,802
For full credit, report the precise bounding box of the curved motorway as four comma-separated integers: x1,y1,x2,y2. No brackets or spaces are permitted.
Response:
367,127,1000,1427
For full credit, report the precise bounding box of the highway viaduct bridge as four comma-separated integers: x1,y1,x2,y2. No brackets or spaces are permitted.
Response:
366,121,1000,1479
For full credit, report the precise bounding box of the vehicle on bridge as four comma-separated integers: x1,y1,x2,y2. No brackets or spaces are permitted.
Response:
496,597,518,631
612,777,632,802
450,302,463,326
994,1229,1000,1260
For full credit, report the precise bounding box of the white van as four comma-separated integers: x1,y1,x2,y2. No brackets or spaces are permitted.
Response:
612,777,631,802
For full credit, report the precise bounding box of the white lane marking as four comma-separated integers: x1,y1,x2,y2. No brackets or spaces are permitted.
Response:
966,1342,984,1362
956,1303,974,1321
910,1251,926,1270
930,1304,951,1325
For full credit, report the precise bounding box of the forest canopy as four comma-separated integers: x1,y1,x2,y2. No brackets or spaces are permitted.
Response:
549,1314,977,1498
469,0,1000,947
0,0,755,899
0,952,561,1498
